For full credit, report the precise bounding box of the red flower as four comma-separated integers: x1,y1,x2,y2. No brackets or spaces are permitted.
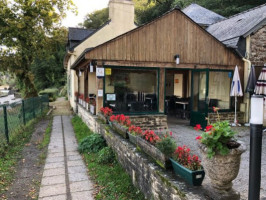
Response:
169,131,173,136
205,125,213,132
195,136,202,140
213,106,220,112
194,124,202,131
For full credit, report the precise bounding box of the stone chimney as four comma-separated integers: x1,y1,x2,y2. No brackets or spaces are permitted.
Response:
108,0,135,25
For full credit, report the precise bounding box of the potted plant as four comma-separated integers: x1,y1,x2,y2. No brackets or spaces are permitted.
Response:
74,91,79,102
109,114,131,138
79,94,84,105
195,107,246,191
170,145,205,186
98,107,113,124
127,125,143,144
85,98,89,110
137,130,176,169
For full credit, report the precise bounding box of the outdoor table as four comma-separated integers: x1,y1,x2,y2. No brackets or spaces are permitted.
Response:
175,101,189,119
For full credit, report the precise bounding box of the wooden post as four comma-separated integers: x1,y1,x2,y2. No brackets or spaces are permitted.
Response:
3,105,9,143
159,68,165,113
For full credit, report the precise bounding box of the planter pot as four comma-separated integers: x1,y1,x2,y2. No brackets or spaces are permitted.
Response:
98,113,108,124
111,121,128,139
137,137,171,169
198,141,246,190
86,103,89,110
170,158,205,186
90,105,96,115
128,132,137,145
83,101,86,108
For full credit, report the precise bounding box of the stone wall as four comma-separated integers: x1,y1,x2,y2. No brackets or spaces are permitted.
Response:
208,112,245,124
250,26,266,66
77,105,98,131
77,104,208,200
130,115,168,130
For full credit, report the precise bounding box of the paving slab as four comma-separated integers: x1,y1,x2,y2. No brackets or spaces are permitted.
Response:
39,115,94,199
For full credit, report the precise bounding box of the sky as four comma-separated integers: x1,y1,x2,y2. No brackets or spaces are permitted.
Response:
62,0,109,28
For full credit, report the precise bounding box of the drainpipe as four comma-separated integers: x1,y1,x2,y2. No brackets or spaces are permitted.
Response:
243,35,251,125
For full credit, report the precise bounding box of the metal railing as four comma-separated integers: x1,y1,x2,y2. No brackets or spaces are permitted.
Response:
0,95,49,144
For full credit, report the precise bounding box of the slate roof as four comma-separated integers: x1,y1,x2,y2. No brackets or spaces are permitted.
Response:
182,3,226,26
68,27,95,41
67,28,95,51
207,4,266,47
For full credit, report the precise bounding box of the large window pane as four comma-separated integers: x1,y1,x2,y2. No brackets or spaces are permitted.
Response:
208,71,231,110
105,68,158,113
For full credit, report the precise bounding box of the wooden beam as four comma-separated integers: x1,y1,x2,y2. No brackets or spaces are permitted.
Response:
159,68,165,113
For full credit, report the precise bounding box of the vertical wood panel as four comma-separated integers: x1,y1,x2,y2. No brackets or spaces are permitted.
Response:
84,10,243,68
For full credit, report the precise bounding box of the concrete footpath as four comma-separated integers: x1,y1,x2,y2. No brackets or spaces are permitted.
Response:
38,115,94,200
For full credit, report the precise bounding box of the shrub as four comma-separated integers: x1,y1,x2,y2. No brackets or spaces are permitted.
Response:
78,134,106,153
155,134,177,157
97,147,115,164
39,88,58,101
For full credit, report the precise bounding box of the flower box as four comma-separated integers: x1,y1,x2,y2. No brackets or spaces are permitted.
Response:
111,121,128,139
98,113,108,124
170,158,205,186
128,132,137,145
137,137,171,169
90,105,96,115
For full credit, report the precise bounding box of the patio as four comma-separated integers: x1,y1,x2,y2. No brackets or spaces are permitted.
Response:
168,117,266,200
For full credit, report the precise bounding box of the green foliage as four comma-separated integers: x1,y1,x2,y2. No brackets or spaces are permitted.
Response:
0,117,43,196
0,0,75,98
156,136,177,157
39,88,59,101
72,116,94,141
200,121,236,158
78,134,106,153
31,28,68,91
82,8,109,29
133,0,262,25
97,147,115,164
72,116,145,200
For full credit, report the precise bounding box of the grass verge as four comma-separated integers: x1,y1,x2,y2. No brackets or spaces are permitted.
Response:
71,116,146,200
0,115,46,197
38,116,53,165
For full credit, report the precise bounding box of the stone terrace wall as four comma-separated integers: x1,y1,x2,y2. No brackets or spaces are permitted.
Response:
77,104,209,200
250,26,266,66
130,115,168,130
208,112,245,124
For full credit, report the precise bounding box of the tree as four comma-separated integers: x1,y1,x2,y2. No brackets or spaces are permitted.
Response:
82,8,109,29
0,0,75,98
134,0,263,25
31,28,68,91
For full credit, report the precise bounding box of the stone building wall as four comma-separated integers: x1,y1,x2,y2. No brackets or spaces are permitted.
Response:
250,26,266,66
208,112,245,124
77,104,208,200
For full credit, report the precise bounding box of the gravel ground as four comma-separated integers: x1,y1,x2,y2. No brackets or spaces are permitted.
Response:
168,116,266,200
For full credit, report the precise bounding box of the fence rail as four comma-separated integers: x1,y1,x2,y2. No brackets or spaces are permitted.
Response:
0,95,49,144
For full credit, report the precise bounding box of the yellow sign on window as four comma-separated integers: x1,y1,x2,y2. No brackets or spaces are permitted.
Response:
105,68,112,75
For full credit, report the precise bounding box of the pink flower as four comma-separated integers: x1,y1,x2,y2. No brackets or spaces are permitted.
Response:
169,131,173,136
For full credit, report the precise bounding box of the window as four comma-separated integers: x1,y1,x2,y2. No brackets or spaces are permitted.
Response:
208,71,232,110
105,68,158,113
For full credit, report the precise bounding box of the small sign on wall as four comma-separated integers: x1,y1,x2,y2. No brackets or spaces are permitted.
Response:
107,94,116,101
98,89,103,97
105,68,112,75
96,67,104,77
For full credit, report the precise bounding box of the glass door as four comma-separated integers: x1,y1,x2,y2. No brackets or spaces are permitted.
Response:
190,69,209,128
